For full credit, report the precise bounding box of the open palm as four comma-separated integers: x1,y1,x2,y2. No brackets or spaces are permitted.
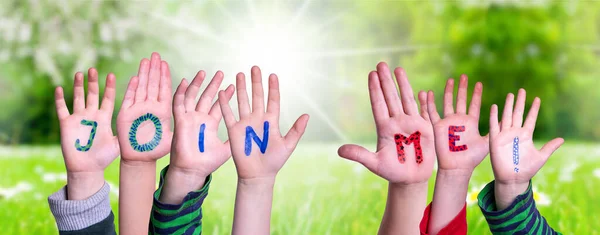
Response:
170,70,235,176
219,66,309,180
427,75,489,171
56,68,119,173
117,52,173,161
490,89,564,185
338,62,435,184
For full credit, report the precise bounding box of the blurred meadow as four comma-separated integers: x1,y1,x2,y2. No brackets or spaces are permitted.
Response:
1,0,599,234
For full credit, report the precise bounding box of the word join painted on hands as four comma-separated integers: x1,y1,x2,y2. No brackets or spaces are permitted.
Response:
129,113,162,152
245,121,270,156
75,119,98,152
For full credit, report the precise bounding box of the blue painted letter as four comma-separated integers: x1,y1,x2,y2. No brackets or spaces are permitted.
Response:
198,123,206,153
244,121,270,156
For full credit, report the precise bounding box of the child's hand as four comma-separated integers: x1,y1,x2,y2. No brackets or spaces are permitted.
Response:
55,68,119,200
427,75,488,173
158,71,235,204
338,62,435,185
218,66,309,181
117,52,173,162
489,89,563,209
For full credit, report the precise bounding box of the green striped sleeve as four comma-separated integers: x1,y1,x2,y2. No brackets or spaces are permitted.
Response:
477,180,561,235
149,165,211,235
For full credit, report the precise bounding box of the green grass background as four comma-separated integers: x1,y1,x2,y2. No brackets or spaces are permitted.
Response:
1,142,598,234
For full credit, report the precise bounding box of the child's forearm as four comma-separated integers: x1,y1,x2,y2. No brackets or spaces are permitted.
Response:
118,160,157,234
378,182,428,235
427,169,471,235
232,177,276,235
159,166,207,204
67,171,105,200
493,181,529,210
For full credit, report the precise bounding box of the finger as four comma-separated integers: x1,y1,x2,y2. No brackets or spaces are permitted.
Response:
368,71,389,123
100,73,116,116
184,70,205,112
86,68,99,110
266,73,280,115
456,74,468,114
427,90,441,124
236,72,251,119
468,82,483,119
197,71,224,113
443,78,455,117
376,62,403,116
251,66,265,113
147,52,162,101
173,79,189,116
158,61,173,103
489,104,500,138
417,90,430,122
55,87,70,120
540,138,564,161
394,67,419,115
523,97,541,132
337,144,378,172
121,76,139,109
512,88,526,128
284,114,310,151
500,93,514,130
219,90,237,128
209,84,234,120
73,72,85,113
134,58,150,103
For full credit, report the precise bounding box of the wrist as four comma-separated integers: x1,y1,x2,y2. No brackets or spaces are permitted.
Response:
436,169,473,186
66,171,105,200
389,181,428,195
494,181,529,211
159,166,208,204
237,177,276,191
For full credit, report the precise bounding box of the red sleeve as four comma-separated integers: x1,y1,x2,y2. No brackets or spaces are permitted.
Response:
419,202,467,235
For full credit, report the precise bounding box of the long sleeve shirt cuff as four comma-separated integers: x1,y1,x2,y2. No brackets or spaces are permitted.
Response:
477,180,561,235
419,202,467,235
48,182,115,234
149,165,212,234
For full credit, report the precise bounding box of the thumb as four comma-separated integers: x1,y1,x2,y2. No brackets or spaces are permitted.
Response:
283,114,310,151
337,144,378,171
539,137,564,161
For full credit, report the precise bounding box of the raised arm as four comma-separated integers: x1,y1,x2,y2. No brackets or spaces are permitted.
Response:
337,62,435,235
219,66,309,235
116,52,173,234
424,76,488,234
49,68,119,234
482,89,563,234
148,70,235,234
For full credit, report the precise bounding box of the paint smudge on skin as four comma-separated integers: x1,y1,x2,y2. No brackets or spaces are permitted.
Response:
448,125,468,152
198,123,206,153
513,137,519,173
128,113,162,152
75,120,98,152
394,131,423,164
245,121,270,156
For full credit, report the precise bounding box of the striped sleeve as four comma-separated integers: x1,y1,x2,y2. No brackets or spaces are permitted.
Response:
149,165,212,235
477,180,561,235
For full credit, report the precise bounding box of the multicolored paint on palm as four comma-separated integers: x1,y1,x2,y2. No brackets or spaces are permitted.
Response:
75,119,98,152
513,137,519,173
448,125,468,152
394,131,423,164
129,113,163,152
244,121,270,156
